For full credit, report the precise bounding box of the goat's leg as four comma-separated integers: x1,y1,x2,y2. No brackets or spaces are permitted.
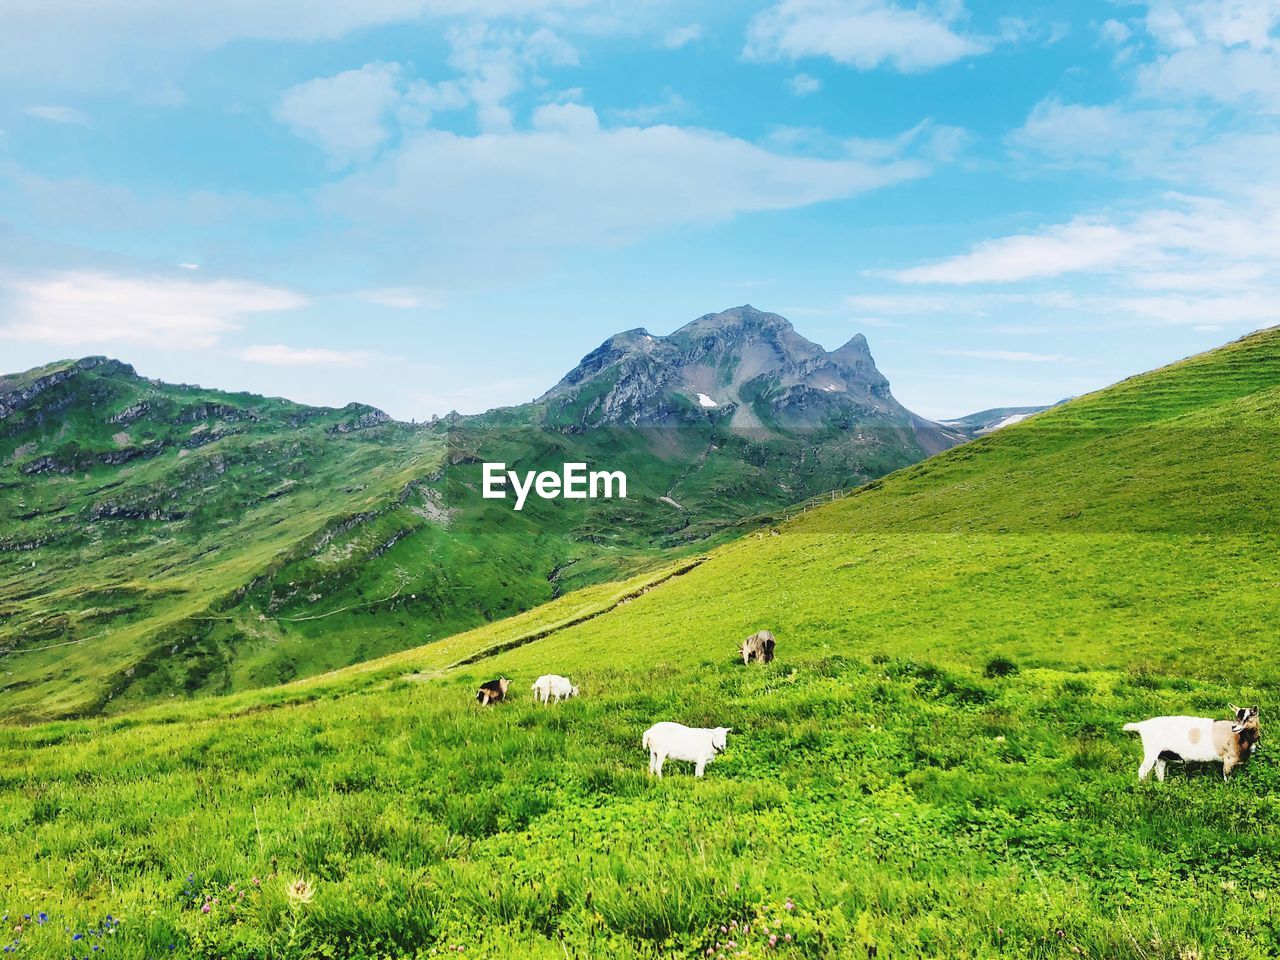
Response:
1223,756,1237,781
654,753,665,778
694,758,706,777
1155,758,1167,782
1138,753,1157,781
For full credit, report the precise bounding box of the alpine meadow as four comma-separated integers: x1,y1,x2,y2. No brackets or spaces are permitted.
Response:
2,326,1278,958
5,0,1280,954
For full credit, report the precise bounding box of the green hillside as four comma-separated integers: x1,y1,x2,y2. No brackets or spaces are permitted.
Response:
0,317,945,721
2,328,1279,958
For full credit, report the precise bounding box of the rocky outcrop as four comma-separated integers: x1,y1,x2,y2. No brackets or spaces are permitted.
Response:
178,402,260,424
108,401,151,425
328,404,392,434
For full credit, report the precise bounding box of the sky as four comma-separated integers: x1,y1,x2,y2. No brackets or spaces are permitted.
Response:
1,0,1278,421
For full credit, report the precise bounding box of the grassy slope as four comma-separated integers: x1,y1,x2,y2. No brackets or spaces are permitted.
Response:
1,357,930,721
0,360,457,719
2,330,1280,958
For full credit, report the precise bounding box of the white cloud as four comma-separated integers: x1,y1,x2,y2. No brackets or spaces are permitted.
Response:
0,271,306,348
889,219,1147,284
662,24,703,49
770,118,969,164
745,0,988,73
1139,1,1280,110
275,62,405,166
604,91,693,125
890,195,1280,287
359,287,442,308
447,23,577,132
240,344,370,366
1008,98,1198,175
275,60,471,165
24,105,91,126
0,0,595,82
935,348,1068,362
321,109,928,249
787,73,822,95
1098,18,1133,44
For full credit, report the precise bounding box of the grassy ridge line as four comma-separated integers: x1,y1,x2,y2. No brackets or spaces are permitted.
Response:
786,327,1280,536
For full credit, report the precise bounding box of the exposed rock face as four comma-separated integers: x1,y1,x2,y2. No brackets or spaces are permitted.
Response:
0,358,134,422
328,404,392,434
538,305,963,449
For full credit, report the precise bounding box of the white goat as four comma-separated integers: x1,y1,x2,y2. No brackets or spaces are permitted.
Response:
642,722,731,778
531,674,579,705
1123,706,1260,781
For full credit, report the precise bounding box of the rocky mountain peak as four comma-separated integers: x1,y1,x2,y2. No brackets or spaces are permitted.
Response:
537,306,920,434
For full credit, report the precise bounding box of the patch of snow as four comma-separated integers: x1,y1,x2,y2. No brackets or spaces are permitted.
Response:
977,413,1030,435
821,383,841,392
696,393,718,408
659,495,685,510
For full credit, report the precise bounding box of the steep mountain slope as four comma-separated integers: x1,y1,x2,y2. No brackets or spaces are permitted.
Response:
0,308,962,719
2,328,1277,959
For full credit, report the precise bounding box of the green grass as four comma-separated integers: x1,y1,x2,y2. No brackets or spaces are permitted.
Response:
2,329,1280,957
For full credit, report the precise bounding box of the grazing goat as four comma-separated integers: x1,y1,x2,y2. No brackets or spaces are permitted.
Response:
531,674,579,705
741,629,776,665
642,722,731,778
1123,705,1260,781
476,677,510,706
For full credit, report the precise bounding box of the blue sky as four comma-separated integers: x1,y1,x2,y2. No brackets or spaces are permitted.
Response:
1,0,1277,420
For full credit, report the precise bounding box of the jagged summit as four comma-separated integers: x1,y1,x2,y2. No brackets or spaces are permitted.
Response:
538,305,938,442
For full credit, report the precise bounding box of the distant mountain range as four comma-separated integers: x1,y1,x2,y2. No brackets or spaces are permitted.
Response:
0,306,1042,719
939,405,1063,435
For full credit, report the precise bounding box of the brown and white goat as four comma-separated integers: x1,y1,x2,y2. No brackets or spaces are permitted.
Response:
1123,705,1260,781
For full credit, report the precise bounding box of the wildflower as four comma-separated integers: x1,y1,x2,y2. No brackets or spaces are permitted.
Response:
37,914,47,925
286,879,316,905
784,899,795,912
769,935,778,947
73,934,84,941
784,934,792,942
201,904,211,915
251,876,261,887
